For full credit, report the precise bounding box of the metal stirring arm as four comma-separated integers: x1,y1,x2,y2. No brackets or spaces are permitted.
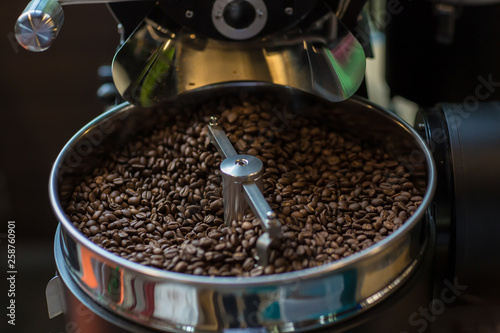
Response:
206,118,237,159
207,117,281,266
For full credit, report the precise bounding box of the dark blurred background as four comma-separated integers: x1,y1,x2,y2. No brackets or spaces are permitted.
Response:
0,3,118,332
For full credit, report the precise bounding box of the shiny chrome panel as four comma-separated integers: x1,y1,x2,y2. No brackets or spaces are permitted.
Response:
49,84,436,332
46,275,65,319
112,8,366,107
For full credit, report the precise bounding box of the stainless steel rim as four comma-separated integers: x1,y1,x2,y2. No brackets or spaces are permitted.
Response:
49,85,437,331
54,224,429,333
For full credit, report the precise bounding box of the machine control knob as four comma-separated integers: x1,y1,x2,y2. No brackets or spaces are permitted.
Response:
15,0,64,52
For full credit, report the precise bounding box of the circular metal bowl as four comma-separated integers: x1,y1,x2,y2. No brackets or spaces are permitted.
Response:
49,83,436,332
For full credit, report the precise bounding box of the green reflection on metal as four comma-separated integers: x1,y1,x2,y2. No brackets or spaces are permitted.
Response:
108,265,121,301
137,40,176,107
325,46,365,98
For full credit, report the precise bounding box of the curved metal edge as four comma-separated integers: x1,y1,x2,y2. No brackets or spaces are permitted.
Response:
49,96,436,288
111,11,367,107
54,227,160,333
48,86,437,331
54,224,430,333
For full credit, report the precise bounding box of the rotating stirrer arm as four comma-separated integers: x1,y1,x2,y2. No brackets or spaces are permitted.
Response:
207,116,281,266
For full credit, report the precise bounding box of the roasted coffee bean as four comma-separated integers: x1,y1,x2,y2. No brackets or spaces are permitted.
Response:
89,225,99,235
174,261,188,273
348,203,361,211
214,243,226,251
209,231,223,240
210,199,223,212
242,257,255,271
128,196,141,206
66,93,426,277
274,257,287,268
250,266,264,277
179,187,189,197
395,195,409,203
233,252,246,262
241,222,253,230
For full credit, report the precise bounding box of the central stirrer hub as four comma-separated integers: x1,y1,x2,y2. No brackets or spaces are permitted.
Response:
207,116,281,266
220,154,264,225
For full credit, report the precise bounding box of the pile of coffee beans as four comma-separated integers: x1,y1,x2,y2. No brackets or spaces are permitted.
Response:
65,94,426,277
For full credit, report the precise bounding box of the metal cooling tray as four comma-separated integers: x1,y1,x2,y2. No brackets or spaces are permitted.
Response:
49,83,436,332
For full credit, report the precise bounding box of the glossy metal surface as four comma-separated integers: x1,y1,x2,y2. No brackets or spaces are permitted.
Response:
53,228,437,333
46,275,65,319
220,152,280,266
243,181,280,266
220,154,264,224
242,182,280,238
112,7,366,107
14,0,152,52
207,117,239,159
208,120,280,265
211,0,268,40
15,0,64,52
49,84,436,332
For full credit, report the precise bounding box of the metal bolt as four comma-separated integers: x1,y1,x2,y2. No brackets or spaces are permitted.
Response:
185,10,194,18
235,158,249,166
209,116,219,126
117,23,125,44
267,211,277,219
256,9,264,17
285,7,293,15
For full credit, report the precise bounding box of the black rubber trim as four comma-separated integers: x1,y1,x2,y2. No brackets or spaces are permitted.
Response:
415,106,455,298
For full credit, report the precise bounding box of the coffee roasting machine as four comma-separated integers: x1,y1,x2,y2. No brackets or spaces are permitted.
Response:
14,0,500,332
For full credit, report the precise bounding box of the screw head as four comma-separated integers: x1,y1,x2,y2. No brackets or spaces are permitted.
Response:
267,211,277,219
209,116,219,126
235,158,249,166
